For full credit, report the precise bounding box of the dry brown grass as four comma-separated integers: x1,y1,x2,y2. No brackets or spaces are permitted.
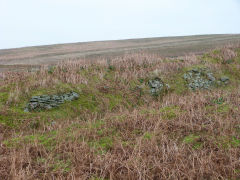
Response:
1,34,240,68
0,45,240,179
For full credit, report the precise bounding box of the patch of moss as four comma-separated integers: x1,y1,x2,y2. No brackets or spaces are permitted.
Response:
76,93,99,112
236,48,240,64
36,157,47,164
140,105,182,120
111,114,127,122
88,136,113,154
212,97,225,105
103,71,115,81
129,79,141,90
202,50,221,64
52,159,72,173
231,137,240,147
221,64,240,83
0,110,27,128
107,65,116,72
2,136,21,147
0,91,8,106
0,114,13,127
38,132,57,150
143,132,153,140
140,108,159,115
183,134,203,149
36,156,72,173
184,64,208,72
236,125,240,135
88,120,105,129
216,136,240,149
104,94,124,111
205,102,231,116
216,103,231,114
159,105,181,120
168,72,188,95
55,83,75,92
133,129,144,136
121,140,132,147
3,130,57,150
202,49,238,65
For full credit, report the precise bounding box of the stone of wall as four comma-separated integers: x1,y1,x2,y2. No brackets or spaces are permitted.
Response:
24,92,79,112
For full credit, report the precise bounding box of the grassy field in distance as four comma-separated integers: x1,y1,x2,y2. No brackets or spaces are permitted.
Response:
0,34,240,72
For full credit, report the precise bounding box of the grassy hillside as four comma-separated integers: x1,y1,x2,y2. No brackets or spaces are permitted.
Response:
0,45,240,179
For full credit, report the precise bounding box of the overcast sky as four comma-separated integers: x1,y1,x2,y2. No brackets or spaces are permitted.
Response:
0,0,240,49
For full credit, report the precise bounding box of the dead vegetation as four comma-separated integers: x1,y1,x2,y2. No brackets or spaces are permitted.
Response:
0,45,240,179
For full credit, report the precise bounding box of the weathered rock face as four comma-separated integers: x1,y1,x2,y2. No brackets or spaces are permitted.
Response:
24,92,79,112
148,77,169,96
183,68,229,90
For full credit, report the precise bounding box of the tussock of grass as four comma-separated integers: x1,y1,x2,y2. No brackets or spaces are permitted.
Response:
0,45,240,179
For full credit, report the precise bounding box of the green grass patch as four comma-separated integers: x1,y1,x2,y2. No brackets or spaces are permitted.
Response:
216,136,240,149
143,132,153,140
52,159,72,173
212,97,225,105
140,105,182,120
202,50,221,64
87,120,105,130
159,105,181,120
140,108,159,115
168,72,188,95
103,71,115,81
88,136,114,154
205,102,231,116
216,103,231,114
104,93,124,111
0,91,8,105
183,134,203,149
4,88,100,128
3,130,57,150
36,157,72,173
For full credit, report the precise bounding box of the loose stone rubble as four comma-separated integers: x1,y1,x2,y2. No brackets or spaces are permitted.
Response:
24,92,79,112
219,76,230,85
183,67,229,90
148,77,170,96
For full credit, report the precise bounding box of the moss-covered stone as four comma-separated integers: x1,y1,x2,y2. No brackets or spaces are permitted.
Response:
183,67,216,90
24,91,79,112
148,77,170,97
